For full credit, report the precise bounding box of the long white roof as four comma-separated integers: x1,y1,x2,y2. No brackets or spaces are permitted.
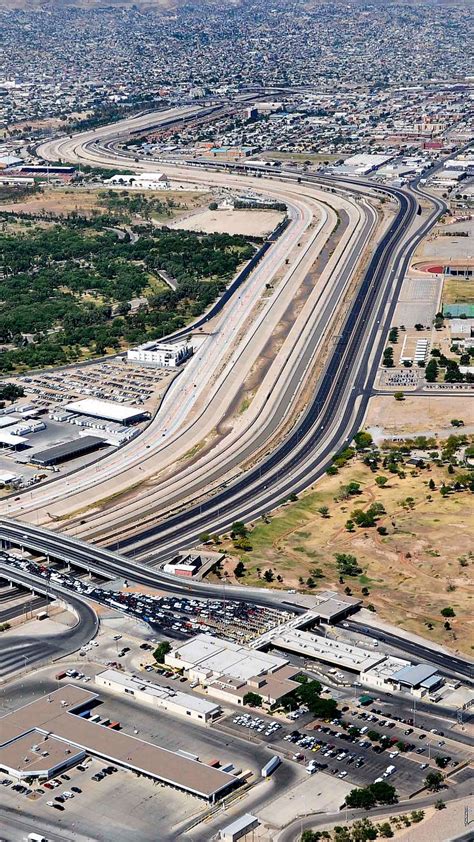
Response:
64,398,143,423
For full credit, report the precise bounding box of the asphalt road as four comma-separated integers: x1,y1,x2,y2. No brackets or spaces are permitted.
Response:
0,564,98,677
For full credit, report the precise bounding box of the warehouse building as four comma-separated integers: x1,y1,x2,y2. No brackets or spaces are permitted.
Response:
95,669,221,723
30,435,106,466
64,398,148,425
165,633,289,683
270,629,385,674
0,685,236,802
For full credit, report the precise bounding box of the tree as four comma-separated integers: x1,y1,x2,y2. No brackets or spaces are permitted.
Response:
394,392,404,401
352,818,378,841
0,383,24,402
434,799,446,810
345,788,376,810
435,755,450,769
367,730,380,742
354,431,373,451
231,521,247,539
335,553,362,576
424,770,444,791
375,476,388,488
317,505,330,518
234,560,245,578
243,691,262,707
429,478,436,490
153,641,171,664
377,823,393,838
440,606,455,617
263,569,274,583
368,782,397,804
199,532,211,543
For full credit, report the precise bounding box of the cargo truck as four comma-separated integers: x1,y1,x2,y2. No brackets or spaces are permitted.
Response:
261,755,281,778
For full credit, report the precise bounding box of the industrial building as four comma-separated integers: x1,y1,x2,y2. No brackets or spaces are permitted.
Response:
0,685,237,802
95,669,221,723
105,172,170,190
220,814,259,842
163,553,203,577
165,634,289,683
271,629,385,673
165,634,299,707
127,340,193,368
64,398,148,425
30,435,106,466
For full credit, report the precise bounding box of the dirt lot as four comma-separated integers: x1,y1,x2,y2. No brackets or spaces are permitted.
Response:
443,276,474,305
168,206,284,236
365,395,474,437
0,186,206,220
217,459,474,655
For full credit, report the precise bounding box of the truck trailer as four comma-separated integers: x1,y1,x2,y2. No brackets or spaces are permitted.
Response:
261,756,281,778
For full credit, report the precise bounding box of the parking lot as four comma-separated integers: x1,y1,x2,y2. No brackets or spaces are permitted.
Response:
221,699,469,798
1,754,203,842
17,359,173,414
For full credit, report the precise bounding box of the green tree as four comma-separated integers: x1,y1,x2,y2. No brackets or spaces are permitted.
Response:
263,569,274,583
440,606,455,617
234,560,245,578
368,781,397,804
231,521,248,539
153,641,171,664
354,431,373,450
352,818,378,841
377,823,393,838
345,787,376,809
243,691,262,707
317,505,330,518
425,770,444,791
375,476,388,488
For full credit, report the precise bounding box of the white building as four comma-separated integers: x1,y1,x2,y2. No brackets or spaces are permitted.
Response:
127,340,193,368
104,172,170,190
95,669,221,723
165,634,288,684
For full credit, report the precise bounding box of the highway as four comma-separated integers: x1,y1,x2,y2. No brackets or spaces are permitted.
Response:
31,114,444,558
0,561,98,679
0,521,472,684
0,104,464,681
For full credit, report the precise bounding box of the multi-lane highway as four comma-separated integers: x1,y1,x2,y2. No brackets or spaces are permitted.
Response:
0,561,98,678
0,519,471,683
0,103,462,679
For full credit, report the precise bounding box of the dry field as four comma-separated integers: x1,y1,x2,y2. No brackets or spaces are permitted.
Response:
0,186,206,220
217,459,474,655
443,276,474,305
366,395,474,437
168,207,285,237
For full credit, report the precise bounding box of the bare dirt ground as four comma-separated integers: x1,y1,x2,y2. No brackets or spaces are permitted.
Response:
168,207,284,236
365,395,474,437
215,458,474,655
413,213,474,262
0,186,206,220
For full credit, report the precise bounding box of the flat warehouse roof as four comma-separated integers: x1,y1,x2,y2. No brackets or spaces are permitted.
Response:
0,685,234,799
31,436,105,465
391,664,438,686
64,398,145,423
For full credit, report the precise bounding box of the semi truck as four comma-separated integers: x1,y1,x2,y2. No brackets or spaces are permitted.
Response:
261,755,281,778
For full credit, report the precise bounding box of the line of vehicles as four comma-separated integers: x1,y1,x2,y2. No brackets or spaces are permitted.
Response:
2,552,288,642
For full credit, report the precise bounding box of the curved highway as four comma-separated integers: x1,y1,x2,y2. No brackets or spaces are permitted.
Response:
0,560,98,678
